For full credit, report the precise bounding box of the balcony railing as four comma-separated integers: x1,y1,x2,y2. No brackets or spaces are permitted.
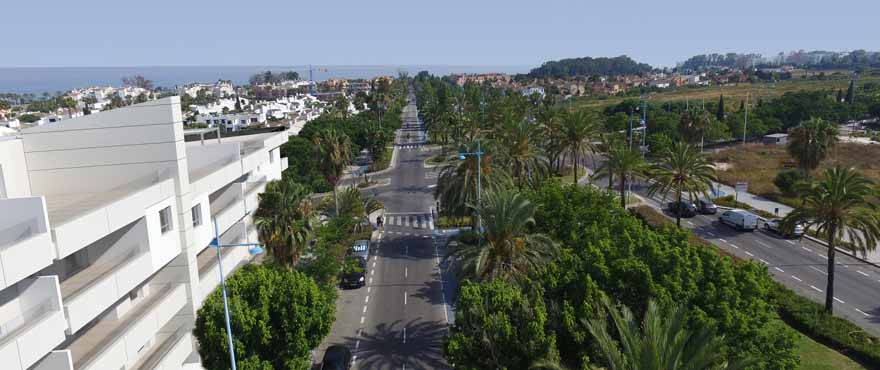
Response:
0,298,57,341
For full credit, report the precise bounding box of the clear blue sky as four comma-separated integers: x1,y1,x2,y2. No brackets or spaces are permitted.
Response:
3,0,878,68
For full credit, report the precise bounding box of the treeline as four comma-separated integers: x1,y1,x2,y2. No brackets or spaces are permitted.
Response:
524,55,653,79
681,50,880,71
248,70,301,85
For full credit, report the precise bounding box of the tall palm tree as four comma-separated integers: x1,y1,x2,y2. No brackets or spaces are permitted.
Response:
253,179,315,267
435,140,509,222
583,297,751,370
322,186,384,233
783,166,880,313
537,108,565,174
648,142,717,227
448,188,557,282
786,117,838,178
497,117,548,189
313,128,352,216
594,143,647,208
559,109,602,183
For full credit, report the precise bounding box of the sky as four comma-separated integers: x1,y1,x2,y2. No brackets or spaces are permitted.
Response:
3,0,878,69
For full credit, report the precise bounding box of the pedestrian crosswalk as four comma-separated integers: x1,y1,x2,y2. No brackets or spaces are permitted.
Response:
382,213,436,230
396,143,429,150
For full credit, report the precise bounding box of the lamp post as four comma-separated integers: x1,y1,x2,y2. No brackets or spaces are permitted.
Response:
209,217,265,370
458,139,484,233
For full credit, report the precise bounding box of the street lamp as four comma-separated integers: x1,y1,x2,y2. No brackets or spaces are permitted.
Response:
209,217,264,370
458,139,484,233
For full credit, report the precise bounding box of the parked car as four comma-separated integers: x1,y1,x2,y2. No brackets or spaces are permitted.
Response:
321,345,352,370
696,199,718,214
764,218,804,238
719,209,758,231
350,239,370,261
667,201,697,218
340,257,366,288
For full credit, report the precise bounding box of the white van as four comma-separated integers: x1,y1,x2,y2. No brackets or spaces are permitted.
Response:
719,209,758,231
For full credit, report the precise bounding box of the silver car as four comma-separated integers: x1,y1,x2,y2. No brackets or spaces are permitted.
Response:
764,218,804,238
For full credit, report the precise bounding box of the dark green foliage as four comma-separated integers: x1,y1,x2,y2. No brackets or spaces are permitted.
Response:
280,136,331,193
194,264,335,370
773,169,804,196
18,113,39,123
717,94,725,121
846,80,855,104
527,56,653,79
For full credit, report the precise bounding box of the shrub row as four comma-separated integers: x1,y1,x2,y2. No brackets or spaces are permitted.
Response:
773,284,880,368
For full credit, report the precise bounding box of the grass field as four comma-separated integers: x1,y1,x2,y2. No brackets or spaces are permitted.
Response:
708,143,880,207
795,329,866,370
573,75,880,110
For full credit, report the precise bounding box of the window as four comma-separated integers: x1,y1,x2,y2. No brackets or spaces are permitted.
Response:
159,206,173,234
191,204,202,227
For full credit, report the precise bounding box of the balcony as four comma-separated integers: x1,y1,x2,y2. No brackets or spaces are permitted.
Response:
0,197,53,290
243,180,267,215
197,221,252,303
0,276,66,370
66,282,187,370
131,321,192,370
186,142,242,198
31,350,73,370
210,182,246,239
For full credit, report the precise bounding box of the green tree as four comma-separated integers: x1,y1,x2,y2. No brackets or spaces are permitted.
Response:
594,143,647,208
253,179,315,267
647,142,717,227
584,297,752,370
497,117,548,188
313,128,352,215
444,280,557,370
435,140,508,220
321,186,383,233
782,167,880,313
786,117,838,178
845,80,855,103
448,188,557,282
559,109,602,183
717,94,725,121
194,264,335,370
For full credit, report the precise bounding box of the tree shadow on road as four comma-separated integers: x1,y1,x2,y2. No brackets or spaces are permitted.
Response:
345,318,450,370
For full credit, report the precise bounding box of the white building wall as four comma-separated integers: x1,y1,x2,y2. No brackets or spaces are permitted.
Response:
0,138,32,198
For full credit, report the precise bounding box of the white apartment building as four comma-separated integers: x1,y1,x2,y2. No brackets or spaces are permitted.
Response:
0,96,289,370
195,112,267,132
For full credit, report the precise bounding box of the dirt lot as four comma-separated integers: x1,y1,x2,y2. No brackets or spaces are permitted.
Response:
708,143,880,205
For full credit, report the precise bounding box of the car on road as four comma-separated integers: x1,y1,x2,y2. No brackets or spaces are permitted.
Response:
321,345,352,370
719,209,758,231
696,199,718,214
351,240,370,261
340,256,366,288
667,201,697,218
764,218,805,238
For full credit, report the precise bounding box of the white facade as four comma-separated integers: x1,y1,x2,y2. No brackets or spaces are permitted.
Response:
0,97,287,370
195,112,267,132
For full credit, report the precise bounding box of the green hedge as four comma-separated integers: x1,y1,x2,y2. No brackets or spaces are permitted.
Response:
773,283,880,367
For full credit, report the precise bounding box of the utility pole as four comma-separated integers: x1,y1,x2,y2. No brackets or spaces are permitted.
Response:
743,93,749,145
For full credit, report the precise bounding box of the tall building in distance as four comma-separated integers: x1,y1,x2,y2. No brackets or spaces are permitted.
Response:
0,97,288,370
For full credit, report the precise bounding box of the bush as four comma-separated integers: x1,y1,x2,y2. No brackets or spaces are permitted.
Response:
773,283,880,367
774,169,804,196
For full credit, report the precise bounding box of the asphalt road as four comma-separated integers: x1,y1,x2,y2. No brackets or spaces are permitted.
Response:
317,94,453,369
592,172,880,336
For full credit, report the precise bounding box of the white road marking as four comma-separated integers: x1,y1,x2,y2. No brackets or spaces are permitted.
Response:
857,270,870,277
405,267,408,278
707,231,715,236
434,233,450,325
756,240,771,248
810,266,828,275
363,306,367,313
365,296,369,303
810,285,823,292
369,277,373,284
403,327,407,343
819,254,828,259
719,238,728,243
856,308,870,316
759,259,769,265
801,246,811,252
428,184,437,188
786,240,796,245
834,297,846,304
367,287,371,293
404,292,407,305
745,251,753,257
687,221,694,225
360,316,365,324
731,244,740,249
353,355,357,364
791,275,803,282
774,267,785,273
371,269,375,275
372,261,376,268
356,340,360,350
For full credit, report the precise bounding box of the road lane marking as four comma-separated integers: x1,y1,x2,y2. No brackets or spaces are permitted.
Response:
856,308,870,316
745,251,753,257
687,221,694,225
857,270,870,277
756,240,771,248
404,291,407,305
369,277,373,284
360,316,365,324
403,327,407,343
774,267,785,273
791,275,803,282
730,244,740,249
786,240,796,245
819,254,828,259
719,238,728,243
355,340,360,350
367,287,371,293
363,306,367,313
810,266,828,275
371,269,375,275
372,261,376,268
365,296,369,303
810,285,823,292
405,267,408,278
759,259,769,265
834,297,846,304
353,355,357,364
801,246,811,252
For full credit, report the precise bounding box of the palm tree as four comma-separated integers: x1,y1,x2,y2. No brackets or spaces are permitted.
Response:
435,140,509,223
253,179,315,267
787,117,838,178
783,166,880,313
559,109,602,183
322,186,384,233
448,188,557,282
313,128,352,216
647,142,717,227
594,143,647,208
583,297,751,370
537,108,565,174
497,117,548,189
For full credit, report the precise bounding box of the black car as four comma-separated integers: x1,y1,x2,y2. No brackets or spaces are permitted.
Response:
321,345,352,370
696,199,718,214
340,257,366,288
667,201,697,218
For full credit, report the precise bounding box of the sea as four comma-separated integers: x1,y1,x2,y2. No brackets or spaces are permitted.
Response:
0,65,530,95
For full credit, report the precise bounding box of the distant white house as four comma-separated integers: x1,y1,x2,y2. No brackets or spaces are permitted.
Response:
521,86,546,97
196,112,267,132
1,118,20,129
